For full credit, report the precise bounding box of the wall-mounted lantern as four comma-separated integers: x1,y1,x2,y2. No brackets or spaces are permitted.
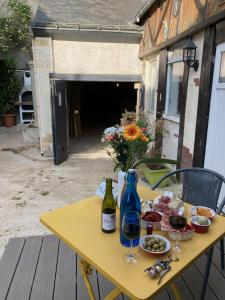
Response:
183,38,199,72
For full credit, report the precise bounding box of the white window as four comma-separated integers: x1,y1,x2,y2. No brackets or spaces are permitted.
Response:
165,49,184,121
219,51,225,83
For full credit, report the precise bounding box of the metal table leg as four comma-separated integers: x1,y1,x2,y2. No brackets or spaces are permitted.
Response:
79,259,96,300
79,259,123,300
169,282,182,300
200,247,214,300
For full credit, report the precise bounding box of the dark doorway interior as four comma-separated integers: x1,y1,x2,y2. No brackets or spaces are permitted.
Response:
67,81,137,153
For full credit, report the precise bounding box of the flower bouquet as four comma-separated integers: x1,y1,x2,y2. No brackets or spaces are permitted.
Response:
101,112,176,172
101,111,177,206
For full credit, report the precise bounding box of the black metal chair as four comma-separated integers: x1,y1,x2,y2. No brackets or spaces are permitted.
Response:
151,167,225,300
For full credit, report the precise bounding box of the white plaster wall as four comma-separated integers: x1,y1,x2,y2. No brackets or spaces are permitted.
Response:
33,37,53,156
161,31,204,162
183,31,205,154
53,40,142,75
162,120,179,161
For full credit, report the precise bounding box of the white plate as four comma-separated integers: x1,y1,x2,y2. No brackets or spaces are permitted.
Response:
153,196,184,216
140,234,170,255
190,206,216,220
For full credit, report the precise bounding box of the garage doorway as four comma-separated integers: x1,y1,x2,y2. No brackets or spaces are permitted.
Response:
67,81,137,154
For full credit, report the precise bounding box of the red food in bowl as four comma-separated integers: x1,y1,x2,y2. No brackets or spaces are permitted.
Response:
142,211,162,222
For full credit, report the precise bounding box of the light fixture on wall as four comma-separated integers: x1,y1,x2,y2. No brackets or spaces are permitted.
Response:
182,38,199,72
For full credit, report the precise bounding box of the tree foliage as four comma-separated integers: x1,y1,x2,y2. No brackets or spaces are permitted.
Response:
0,0,32,54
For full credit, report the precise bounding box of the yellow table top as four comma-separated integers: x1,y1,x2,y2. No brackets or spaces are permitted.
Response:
40,185,225,300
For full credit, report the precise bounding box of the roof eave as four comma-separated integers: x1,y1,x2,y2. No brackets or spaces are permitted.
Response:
132,0,157,24
31,21,143,33
32,26,143,44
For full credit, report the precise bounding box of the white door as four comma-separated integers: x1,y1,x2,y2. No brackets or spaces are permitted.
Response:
204,43,225,205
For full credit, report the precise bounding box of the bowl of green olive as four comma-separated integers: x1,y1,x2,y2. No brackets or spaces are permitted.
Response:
140,234,170,256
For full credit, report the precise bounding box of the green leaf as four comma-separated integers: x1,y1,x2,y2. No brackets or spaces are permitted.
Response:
133,157,178,169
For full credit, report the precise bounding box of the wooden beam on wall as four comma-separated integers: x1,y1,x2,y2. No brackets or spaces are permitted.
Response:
216,19,225,44
139,9,225,59
154,0,171,45
176,65,189,170
194,0,206,18
192,26,216,167
155,49,168,156
156,49,168,120
147,20,154,46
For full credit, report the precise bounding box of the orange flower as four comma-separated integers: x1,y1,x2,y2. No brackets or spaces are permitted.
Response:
140,133,149,142
123,124,141,141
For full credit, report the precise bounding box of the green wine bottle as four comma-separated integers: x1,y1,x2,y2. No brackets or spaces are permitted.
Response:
101,178,116,233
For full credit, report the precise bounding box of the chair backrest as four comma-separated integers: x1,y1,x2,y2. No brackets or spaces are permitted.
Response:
151,167,225,211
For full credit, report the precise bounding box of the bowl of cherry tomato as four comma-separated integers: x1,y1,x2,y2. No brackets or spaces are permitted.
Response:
141,211,162,230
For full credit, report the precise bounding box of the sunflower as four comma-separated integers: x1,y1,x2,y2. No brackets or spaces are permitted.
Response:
123,124,141,141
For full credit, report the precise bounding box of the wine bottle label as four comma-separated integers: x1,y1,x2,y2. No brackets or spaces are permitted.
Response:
102,213,116,231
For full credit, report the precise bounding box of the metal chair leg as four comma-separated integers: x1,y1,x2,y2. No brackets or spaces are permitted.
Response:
200,247,214,300
220,238,225,270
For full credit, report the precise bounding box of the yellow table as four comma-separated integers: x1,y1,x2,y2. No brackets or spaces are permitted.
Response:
40,186,225,300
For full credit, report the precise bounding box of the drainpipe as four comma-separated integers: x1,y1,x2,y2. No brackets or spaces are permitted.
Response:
32,38,44,155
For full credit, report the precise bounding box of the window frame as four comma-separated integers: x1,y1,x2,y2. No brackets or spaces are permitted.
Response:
164,55,183,122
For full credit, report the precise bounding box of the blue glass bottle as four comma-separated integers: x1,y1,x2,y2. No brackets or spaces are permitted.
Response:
120,169,141,247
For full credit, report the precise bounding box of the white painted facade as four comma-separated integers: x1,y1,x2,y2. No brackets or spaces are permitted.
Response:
53,40,141,75
32,37,142,156
204,42,225,204
182,32,204,155
143,31,205,164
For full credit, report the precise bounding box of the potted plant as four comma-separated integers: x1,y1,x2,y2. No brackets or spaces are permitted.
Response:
140,118,173,187
0,58,19,127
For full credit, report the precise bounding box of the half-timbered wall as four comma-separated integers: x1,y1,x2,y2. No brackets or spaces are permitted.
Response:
139,0,225,58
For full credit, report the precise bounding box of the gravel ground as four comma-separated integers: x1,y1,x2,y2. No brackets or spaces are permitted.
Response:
0,127,181,258
0,145,115,258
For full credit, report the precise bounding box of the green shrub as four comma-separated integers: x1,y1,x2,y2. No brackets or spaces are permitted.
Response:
0,58,19,115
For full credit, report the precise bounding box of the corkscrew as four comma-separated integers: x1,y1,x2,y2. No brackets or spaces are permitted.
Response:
144,256,179,284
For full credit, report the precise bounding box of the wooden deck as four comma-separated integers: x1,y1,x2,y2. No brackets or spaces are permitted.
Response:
0,235,224,300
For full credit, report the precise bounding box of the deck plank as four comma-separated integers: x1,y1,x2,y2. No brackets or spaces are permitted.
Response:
182,262,217,300
30,235,59,300
152,289,171,300
6,236,42,300
195,253,225,300
0,237,25,300
167,276,194,300
53,239,76,300
97,271,123,300
1,235,225,300
211,245,225,276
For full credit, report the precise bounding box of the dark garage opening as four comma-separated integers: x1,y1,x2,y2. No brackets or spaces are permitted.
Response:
67,81,137,153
